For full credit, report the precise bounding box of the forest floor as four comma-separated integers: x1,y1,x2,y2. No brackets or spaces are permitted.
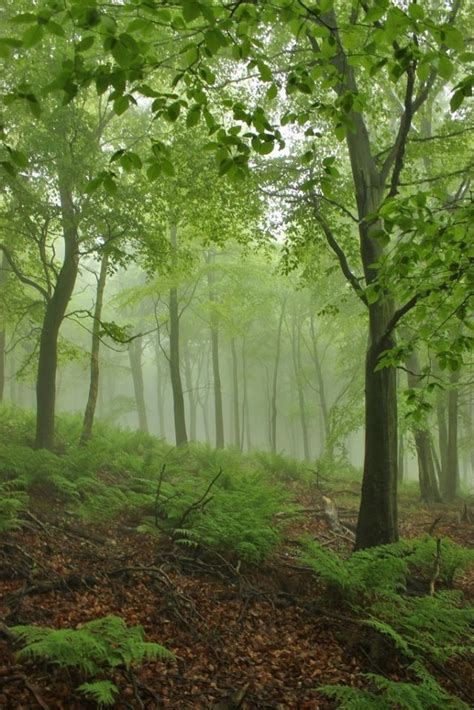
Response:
1,482,473,709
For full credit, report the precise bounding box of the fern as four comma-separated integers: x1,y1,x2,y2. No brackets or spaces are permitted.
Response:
77,681,119,707
12,615,173,704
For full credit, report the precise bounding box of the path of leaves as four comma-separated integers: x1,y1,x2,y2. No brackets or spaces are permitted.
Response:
0,489,472,709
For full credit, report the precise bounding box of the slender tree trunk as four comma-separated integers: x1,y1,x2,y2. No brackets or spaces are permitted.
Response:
169,224,187,447
154,338,166,438
437,390,449,493
230,338,241,449
398,432,404,484
270,299,286,454
0,253,7,402
445,370,460,500
309,314,329,443
241,339,251,451
128,335,149,434
80,248,109,444
206,252,224,448
183,342,197,441
35,179,79,449
405,351,441,503
292,320,310,460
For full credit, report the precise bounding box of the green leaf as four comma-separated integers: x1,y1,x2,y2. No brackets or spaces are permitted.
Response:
22,25,44,48
438,55,454,80
165,101,181,122
113,95,129,116
103,176,118,195
85,176,104,194
266,84,278,100
450,89,464,112
46,21,65,37
147,163,161,182
186,104,201,127
8,148,28,169
257,61,272,82
77,36,95,52
204,28,227,54
334,123,346,141
443,27,464,52
182,1,201,23
408,3,424,21
11,13,37,24
161,158,176,177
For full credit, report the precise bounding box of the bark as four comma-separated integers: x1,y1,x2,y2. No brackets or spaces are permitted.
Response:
405,351,441,503
291,319,310,460
309,314,330,442
35,177,79,450
398,432,404,484
436,391,449,492
206,253,224,448
270,299,286,454
154,338,166,439
230,338,241,449
0,253,6,402
80,248,109,444
444,370,460,500
183,342,197,441
169,224,187,447
241,339,251,451
128,335,149,434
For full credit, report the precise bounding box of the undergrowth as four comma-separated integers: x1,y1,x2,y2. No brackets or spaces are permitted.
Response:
303,539,474,708
12,615,173,706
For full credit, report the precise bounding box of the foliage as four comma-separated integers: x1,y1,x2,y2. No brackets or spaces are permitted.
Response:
12,615,173,706
320,663,469,709
304,540,473,708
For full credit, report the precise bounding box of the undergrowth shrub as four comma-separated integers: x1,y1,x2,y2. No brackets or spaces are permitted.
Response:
12,615,173,706
303,540,473,708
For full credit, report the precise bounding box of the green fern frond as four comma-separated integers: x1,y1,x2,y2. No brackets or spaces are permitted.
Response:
78,680,119,706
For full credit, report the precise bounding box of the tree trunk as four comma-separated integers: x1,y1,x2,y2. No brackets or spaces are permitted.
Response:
292,320,310,460
169,224,188,447
128,335,149,434
241,339,251,451
398,431,404,484
270,299,286,454
183,342,197,441
154,338,167,439
206,252,224,448
444,370,460,500
309,314,330,444
405,351,441,503
0,253,6,402
35,179,79,450
230,338,241,449
80,248,109,444
436,390,449,493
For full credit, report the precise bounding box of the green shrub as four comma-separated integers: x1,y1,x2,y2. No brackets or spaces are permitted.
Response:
12,615,173,706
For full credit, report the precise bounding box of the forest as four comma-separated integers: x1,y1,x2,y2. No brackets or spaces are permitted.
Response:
0,0,473,707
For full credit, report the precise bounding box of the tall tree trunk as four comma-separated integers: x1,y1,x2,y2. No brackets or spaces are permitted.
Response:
292,320,310,460
169,224,187,447
241,339,251,451
230,337,241,449
80,248,109,444
270,299,286,454
128,335,149,434
35,179,79,449
405,351,441,503
0,253,6,402
154,338,167,438
398,431,404,484
206,252,224,448
309,314,330,443
444,370,460,500
183,342,197,441
436,390,449,493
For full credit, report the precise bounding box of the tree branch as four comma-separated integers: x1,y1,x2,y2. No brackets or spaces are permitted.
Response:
310,197,368,306
0,244,49,301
